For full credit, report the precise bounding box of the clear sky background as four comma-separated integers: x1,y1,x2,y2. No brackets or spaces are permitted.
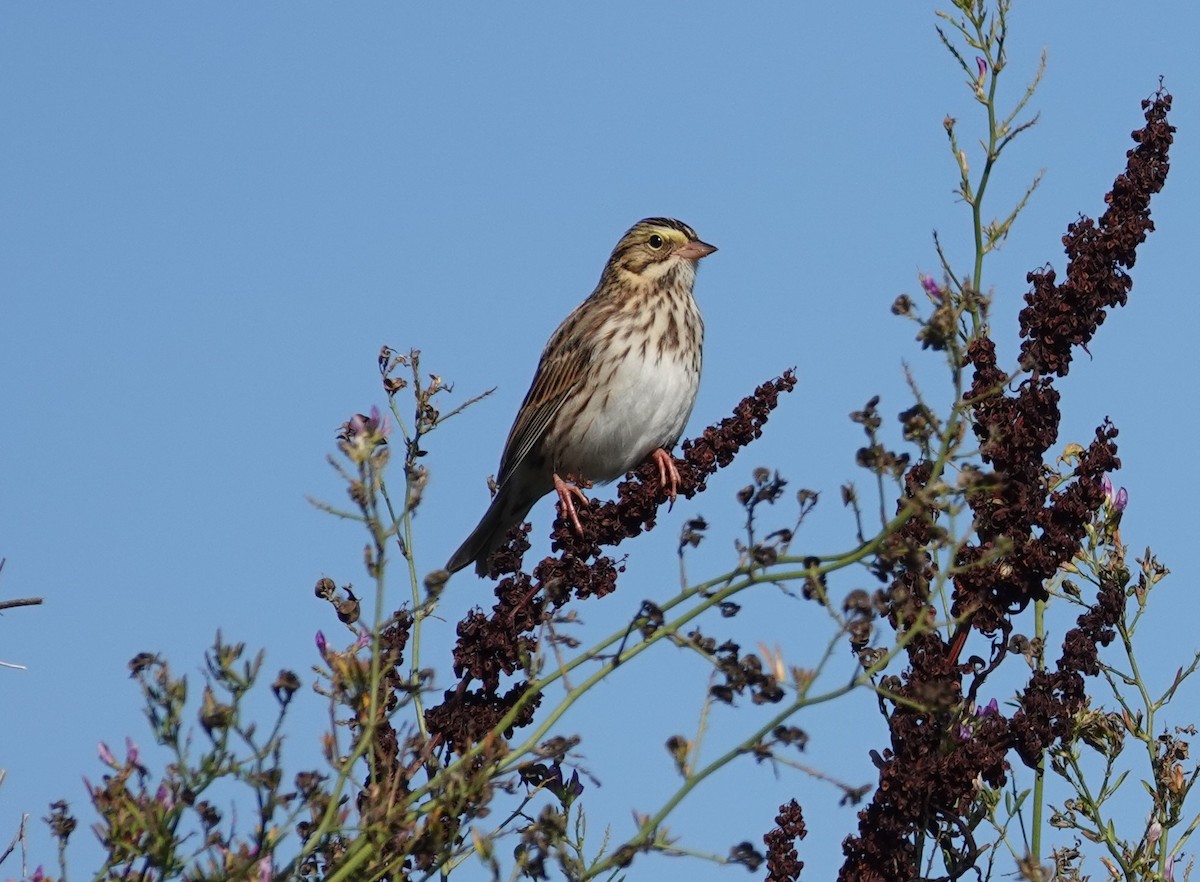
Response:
2,4,1197,880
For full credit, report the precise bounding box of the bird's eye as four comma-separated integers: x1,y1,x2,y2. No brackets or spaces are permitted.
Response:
647,234,665,250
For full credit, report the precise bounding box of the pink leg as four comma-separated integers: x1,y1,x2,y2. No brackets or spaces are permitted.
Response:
652,448,681,501
553,473,590,534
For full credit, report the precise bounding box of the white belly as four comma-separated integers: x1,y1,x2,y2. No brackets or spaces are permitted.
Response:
555,348,700,483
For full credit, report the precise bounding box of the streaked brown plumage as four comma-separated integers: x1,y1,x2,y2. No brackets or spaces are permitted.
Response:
446,218,716,576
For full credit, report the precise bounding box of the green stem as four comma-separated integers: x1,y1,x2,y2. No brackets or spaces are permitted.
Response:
1065,751,1129,874
1030,597,1045,863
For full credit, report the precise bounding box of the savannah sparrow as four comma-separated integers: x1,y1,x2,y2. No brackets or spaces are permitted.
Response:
446,217,716,576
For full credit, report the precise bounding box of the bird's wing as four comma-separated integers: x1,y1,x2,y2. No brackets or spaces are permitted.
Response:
496,320,592,485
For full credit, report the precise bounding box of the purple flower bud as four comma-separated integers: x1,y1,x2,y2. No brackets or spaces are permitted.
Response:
349,414,366,437
156,783,175,810
976,56,987,80
315,631,328,656
125,737,139,765
1101,474,1113,499
956,723,973,742
354,629,371,650
366,405,392,438
257,858,273,882
544,762,585,801
921,275,942,298
977,698,999,717
1165,854,1175,881
1114,487,1128,512
97,742,116,766
30,866,46,882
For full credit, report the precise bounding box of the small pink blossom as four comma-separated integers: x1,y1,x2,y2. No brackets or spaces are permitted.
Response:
1147,819,1162,846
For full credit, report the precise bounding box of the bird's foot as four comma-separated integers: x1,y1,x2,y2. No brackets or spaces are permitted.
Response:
553,473,592,535
651,448,682,509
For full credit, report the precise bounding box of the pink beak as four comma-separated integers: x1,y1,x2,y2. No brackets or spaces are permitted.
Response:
676,239,718,260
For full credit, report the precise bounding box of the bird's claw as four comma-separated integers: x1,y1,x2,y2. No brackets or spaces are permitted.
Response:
553,473,590,535
652,448,681,510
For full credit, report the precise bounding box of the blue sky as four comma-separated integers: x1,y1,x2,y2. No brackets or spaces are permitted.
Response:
2,4,1198,880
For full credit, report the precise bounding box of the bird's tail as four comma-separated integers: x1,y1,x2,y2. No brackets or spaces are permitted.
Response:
446,485,539,577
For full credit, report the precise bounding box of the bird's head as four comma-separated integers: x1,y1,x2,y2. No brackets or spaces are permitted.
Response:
606,218,717,287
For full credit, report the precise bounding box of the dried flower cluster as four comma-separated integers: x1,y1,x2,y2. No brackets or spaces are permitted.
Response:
836,90,1173,882
765,799,808,882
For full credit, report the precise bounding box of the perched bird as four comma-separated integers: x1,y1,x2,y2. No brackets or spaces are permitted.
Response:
446,217,716,576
